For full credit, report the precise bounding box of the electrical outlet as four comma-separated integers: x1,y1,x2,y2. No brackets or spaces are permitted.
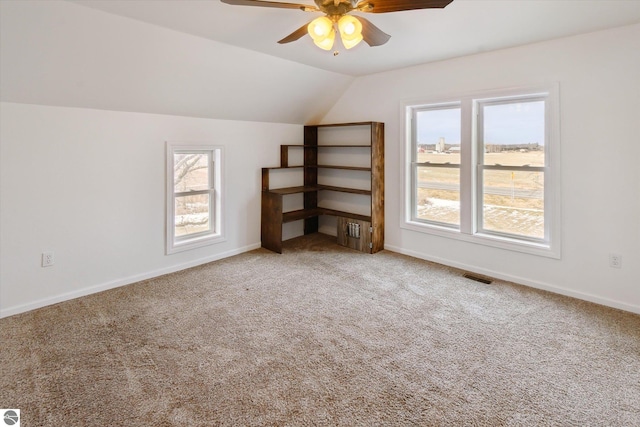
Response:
609,253,622,269
42,252,55,267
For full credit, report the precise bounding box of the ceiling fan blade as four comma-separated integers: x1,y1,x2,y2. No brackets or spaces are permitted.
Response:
356,0,453,13
357,17,391,47
278,23,310,44
221,0,319,11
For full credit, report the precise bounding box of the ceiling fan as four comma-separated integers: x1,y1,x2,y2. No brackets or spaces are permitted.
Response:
221,0,454,51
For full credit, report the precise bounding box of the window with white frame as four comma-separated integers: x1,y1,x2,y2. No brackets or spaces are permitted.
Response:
403,86,560,258
411,103,462,227
166,143,224,254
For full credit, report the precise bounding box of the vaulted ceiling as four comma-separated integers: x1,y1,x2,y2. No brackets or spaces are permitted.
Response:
2,1,639,124
71,0,640,76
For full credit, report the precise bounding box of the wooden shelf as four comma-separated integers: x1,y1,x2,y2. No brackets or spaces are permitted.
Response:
281,208,372,224
262,166,305,170
312,165,371,171
313,121,378,127
282,208,322,223
267,186,318,195
281,144,371,148
266,185,371,196
317,185,371,195
262,165,370,171
261,122,384,254
317,208,371,222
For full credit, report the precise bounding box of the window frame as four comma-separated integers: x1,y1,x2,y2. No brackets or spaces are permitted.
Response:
166,143,225,255
401,85,561,258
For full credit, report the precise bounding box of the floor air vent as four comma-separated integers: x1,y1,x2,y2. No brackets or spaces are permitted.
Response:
463,273,493,284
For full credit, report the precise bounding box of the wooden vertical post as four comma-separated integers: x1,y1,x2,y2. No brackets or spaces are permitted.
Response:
303,126,319,235
261,192,283,253
370,122,385,253
261,167,270,192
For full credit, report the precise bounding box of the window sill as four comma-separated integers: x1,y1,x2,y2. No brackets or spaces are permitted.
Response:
167,233,226,255
401,219,560,259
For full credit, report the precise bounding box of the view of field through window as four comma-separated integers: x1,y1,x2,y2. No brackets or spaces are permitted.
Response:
173,153,212,237
415,107,461,226
480,99,545,238
414,99,545,239
416,150,545,238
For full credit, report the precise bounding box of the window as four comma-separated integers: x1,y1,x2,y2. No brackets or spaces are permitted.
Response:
403,86,560,258
477,96,546,241
411,104,462,227
166,143,224,254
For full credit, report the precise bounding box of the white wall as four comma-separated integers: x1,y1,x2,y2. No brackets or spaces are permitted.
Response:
0,102,300,316
0,0,353,124
322,24,640,313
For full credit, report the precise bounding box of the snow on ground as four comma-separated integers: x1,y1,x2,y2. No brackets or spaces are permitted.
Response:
417,199,543,238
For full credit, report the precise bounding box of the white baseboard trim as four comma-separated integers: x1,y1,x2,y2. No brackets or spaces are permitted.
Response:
384,244,640,315
0,242,262,319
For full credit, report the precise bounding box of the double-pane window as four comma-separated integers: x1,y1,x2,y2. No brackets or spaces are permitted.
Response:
405,87,559,257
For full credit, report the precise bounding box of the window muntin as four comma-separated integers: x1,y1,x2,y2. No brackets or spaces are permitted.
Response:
403,87,559,257
412,105,461,228
167,144,224,254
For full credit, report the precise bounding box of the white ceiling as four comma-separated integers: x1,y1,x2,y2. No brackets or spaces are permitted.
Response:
70,0,640,76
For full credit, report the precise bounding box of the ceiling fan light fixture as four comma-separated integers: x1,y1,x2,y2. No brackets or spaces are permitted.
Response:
338,15,363,49
308,16,335,50
223,0,455,50
314,32,336,50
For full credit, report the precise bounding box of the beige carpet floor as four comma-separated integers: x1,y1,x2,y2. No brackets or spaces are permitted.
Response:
1,233,639,426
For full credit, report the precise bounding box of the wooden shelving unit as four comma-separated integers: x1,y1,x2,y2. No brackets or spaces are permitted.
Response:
261,122,384,254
